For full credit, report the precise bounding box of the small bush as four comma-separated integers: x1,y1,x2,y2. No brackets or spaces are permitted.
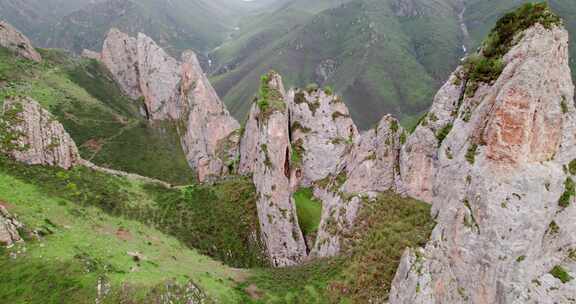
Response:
466,143,478,165
568,159,576,175
435,124,453,145
550,265,573,283
561,96,569,114
558,177,575,208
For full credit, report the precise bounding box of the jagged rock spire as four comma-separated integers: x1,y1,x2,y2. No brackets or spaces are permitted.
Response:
99,28,240,182
390,11,576,303
241,71,307,266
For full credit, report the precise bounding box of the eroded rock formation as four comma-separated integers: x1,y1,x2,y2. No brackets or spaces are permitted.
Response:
100,29,239,182
0,20,41,62
390,23,576,304
311,115,405,257
1,97,81,169
242,72,307,266
179,51,240,182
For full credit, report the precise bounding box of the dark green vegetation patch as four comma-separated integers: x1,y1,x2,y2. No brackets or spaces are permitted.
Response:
558,177,575,208
550,265,574,283
293,187,322,239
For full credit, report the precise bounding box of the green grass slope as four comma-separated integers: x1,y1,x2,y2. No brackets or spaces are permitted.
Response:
0,154,266,269
293,187,322,239
0,158,249,303
0,47,196,184
211,0,462,129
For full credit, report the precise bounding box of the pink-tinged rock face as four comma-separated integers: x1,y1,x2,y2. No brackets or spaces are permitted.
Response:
100,29,240,182
390,24,576,304
101,29,141,100
0,21,41,62
178,51,240,182
484,79,562,167
0,205,23,247
1,97,81,170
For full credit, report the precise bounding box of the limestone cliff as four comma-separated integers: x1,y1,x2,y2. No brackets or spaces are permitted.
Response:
99,29,239,182
241,72,307,266
1,97,81,169
390,20,576,304
0,20,41,62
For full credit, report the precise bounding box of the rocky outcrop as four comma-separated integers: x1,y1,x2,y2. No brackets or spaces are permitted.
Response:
101,29,141,100
400,67,465,202
287,88,358,187
242,72,307,267
179,51,240,182
101,28,181,119
135,33,182,120
311,115,404,257
0,205,23,247
81,49,101,61
0,20,41,62
1,97,81,169
100,29,239,182
238,73,408,260
238,102,260,175
390,23,576,303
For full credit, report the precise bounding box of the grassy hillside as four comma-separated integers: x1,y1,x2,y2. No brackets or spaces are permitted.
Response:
0,0,95,43
211,0,462,129
0,47,196,184
0,156,250,303
39,0,284,56
0,154,266,269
